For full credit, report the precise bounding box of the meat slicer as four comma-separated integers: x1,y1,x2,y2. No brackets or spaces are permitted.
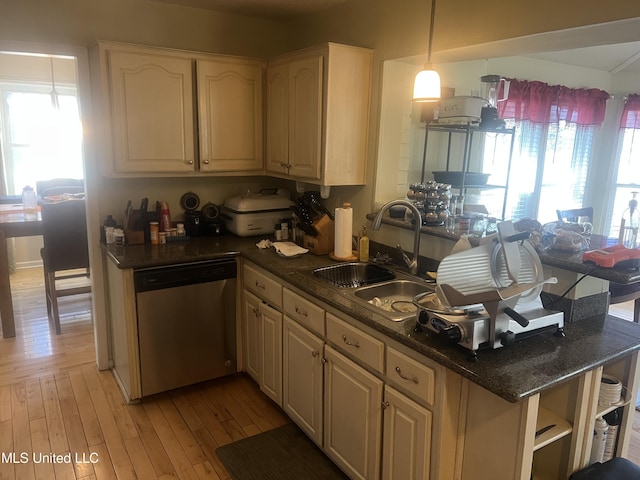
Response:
414,221,565,362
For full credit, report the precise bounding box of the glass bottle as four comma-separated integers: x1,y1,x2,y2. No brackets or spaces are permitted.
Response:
22,186,37,215
620,192,639,248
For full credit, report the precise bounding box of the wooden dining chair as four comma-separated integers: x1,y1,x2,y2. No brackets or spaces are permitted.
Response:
40,199,91,334
36,178,85,199
557,207,640,323
556,207,594,224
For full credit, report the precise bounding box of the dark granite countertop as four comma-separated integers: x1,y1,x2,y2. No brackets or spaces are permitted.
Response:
103,234,640,403
367,215,640,284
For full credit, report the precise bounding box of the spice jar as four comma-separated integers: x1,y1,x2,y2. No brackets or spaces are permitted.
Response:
149,221,159,245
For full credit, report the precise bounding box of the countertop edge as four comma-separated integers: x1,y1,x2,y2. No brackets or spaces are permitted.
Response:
102,237,640,403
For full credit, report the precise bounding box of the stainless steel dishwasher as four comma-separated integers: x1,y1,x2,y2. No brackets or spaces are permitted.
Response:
134,258,237,396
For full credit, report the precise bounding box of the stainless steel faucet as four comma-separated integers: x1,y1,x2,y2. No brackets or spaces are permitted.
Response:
371,200,423,275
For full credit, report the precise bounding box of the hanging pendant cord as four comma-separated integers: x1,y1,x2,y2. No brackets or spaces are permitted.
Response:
427,0,436,66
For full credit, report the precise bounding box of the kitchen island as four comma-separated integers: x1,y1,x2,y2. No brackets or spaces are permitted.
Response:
103,235,640,479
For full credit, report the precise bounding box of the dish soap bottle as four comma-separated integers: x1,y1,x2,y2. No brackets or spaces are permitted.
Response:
359,225,369,262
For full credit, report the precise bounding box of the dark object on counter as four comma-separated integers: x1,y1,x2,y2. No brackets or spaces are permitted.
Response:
184,210,201,237
180,191,200,211
124,199,148,245
389,205,407,218
568,457,640,479
201,202,220,221
432,171,489,186
200,202,225,236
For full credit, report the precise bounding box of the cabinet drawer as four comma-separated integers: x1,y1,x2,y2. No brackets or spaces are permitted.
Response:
283,289,325,336
326,313,384,374
386,347,436,407
244,264,282,309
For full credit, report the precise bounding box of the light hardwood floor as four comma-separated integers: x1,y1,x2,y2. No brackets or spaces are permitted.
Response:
1,267,640,479
0,267,289,480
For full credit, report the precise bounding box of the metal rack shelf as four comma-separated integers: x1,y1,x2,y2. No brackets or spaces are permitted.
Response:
421,123,515,219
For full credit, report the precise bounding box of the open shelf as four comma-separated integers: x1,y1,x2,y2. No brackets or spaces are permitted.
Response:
596,385,631,418
534,406,573,451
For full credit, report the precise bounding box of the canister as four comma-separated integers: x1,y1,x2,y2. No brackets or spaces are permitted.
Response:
149,221,159,245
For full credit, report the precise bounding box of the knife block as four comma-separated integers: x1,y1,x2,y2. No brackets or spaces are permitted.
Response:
303,214,334,255
124,209,145,245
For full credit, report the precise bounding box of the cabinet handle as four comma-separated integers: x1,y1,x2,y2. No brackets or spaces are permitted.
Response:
252,307,259,316
255,280,266,290
295,306,308,317
381,401,390,409
280,162,291,169
342,335,360,349
312,350,320,357
395,366,419,384
188,160,194,165
321,357,328,364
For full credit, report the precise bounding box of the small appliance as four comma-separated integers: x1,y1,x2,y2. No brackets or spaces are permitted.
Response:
222,189,294,237
437,95,484,125
480,74,509,128
413,221,564,361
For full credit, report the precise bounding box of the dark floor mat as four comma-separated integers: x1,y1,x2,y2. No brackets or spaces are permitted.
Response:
216,423,349,480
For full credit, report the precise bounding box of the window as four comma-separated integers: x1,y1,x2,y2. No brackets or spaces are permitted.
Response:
481,79,609,224
0,82,83,195
606,94,640,240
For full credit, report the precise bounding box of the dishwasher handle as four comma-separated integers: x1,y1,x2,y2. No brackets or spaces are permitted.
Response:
134,259,237,292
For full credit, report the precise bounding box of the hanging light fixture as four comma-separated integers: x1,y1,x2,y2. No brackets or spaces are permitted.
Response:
49,57,60,110
413,0,441,102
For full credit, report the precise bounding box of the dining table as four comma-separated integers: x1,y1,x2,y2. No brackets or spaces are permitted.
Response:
0,203,43,338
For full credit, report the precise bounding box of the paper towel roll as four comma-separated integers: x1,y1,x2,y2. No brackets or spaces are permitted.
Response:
334,203,353,259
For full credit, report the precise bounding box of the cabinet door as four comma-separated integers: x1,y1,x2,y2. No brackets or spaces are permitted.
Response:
197,59,264,173
324,345,383,480
266,62,289,175
243,290,262,383
108,50,195,173
382,386,432,480
288,55,323,180
260,302,282,406
283,317,324,445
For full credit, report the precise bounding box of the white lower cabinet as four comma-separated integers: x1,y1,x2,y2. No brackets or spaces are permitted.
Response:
324,344,383,480
282,316,324,445
244,290,262,383
259,301,282,405
382,385,432,480
242,265,283,407
243,264,446,480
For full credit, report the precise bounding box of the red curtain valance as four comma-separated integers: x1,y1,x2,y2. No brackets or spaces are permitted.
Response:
620,93,640,129
498,79,610,126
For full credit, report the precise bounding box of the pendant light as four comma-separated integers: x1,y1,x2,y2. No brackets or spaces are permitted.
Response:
413,0,441,102
49,57,60,110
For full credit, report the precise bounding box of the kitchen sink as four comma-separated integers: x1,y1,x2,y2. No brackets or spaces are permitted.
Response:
353,279,434,322
312,262,395,288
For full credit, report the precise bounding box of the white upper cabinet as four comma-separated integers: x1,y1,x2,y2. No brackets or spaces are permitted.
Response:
266,43,373,186
197,58,264,173
107,49,196,174
91,42,265,176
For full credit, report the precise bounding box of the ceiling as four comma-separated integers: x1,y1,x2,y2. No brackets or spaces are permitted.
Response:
148,0,640,73
525,41,640,74
147,0,349,20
